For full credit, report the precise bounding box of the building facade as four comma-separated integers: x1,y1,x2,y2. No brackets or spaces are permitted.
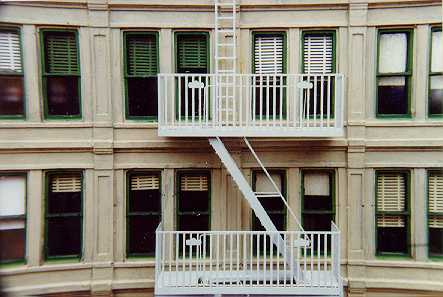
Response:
0,0,442,296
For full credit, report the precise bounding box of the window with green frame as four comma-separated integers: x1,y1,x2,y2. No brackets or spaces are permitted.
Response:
252,32,286,119
175,32,209,118
302,31,336,118
126,172,161,257
41,29,81,119
45,172,82,259
376,29,412,117
0,27,25,118
0,174,26,264
375,171,410,256
428,170,443,257
429,27,443,117
124,32,159,120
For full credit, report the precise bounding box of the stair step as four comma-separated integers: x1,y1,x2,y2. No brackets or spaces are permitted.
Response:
255,192,281,198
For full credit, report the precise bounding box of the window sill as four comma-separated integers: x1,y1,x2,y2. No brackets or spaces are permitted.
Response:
114,122,159,129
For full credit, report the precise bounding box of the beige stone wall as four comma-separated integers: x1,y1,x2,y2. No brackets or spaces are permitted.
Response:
0,0,442,296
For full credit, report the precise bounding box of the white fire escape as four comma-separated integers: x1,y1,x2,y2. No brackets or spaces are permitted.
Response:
155,0,344,296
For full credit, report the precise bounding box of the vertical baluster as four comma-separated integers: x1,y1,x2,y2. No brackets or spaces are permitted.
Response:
280,75,283,126
198,75,202,126
310,233,314,287
230,233,233,286
237,233,240,285
257,233,260,286
204,76,208,126
270,233,274,287
185,76,189,125
178,76,182,124
216,234,220,287
266,76,270,126
291,232,294,287
250,233,254,287
243,233,247,287
252,75,256,125
306,75,311,128
263,233,267,286
317,233,321,287
324,233,328,287
259,75,263,124
223,233,227,286
320,75,324,127
282,233,285,287
303,234,307,287
327,75,331,128
299,76,304,128
272,74,276,125
191,77,195,125
313,75,317,127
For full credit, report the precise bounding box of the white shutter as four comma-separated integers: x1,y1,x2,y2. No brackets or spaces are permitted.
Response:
378,32,407,74
429,173,443,229
303,34,333,74
304,172,330,196
51,174,81,193
256,172,282,193
131,175,159,191
254,35,283,74
181,175,208,192
0,29,22,73
377,173,406,227
0,175,26,217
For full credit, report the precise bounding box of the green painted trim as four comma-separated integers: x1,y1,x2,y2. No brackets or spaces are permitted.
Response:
0,172,27,264
375,28,413,118
0,26,26,120
123,31,160,121
426,169,443,258
44,170,83,261
428,26,443,118
40,28,82,120
374,170,411,258
125,170,162,258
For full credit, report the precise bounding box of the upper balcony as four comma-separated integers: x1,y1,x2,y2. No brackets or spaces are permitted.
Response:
157,73,344,138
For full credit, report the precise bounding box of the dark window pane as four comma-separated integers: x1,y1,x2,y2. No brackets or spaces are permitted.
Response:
0,76,24,116
258,196,285,211
303,213,333,232
179,191,209,212
377,76,408,115
304,196,333,211
47,216,81,257
48,191,81,214
46,76,80,116
0,226,25,262
429,227,443,256
254,77,283,118
429,75,443,115
178,77,208,118
252,213,285,231
129,189,161,213
127,77,158,117
178,214,209,231
306,78,334,117
128,215,160,255
377,225,407,254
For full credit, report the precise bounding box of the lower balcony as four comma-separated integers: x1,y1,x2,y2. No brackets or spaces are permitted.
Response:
155,223,342,296
157,73,344,137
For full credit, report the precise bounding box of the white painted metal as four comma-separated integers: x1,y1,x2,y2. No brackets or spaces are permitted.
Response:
157,73,344,137
154,224,342,296
0,30,22,72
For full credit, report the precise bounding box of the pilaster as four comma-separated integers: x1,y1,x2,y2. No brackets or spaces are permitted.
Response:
26,170,43,267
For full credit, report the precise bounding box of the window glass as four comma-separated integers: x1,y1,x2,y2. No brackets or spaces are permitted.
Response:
378,33,407,74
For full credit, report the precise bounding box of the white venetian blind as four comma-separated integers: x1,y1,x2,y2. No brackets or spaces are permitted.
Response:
0,29,22,73
51,174,81,193
131,175,159,191
377,173,406,227
0,175,26,217
254,35,284,74
378,33,407,74
431,30,442,73
303,33,333,74
181,175,208,192
429,172,443,228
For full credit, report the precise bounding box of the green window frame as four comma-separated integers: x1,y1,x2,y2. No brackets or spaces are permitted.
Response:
0,27,25,119
44,171,83,261
376,29,413,118
126,171,161,257
40,28,81,120
0,173,27,265
427,170,443,258
375,170,410,257
123,31,159,121
428,26,443,117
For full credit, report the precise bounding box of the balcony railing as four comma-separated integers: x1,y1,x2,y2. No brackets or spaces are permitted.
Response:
158,73,344,137
155,222,342,296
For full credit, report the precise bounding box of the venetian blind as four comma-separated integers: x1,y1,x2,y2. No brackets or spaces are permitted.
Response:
44,31,79,74
51,174,81,193
126,34,158,76
177,35,208,70
131,175,160,191
180,175,208,191
429,172,443,228
254,35,284,74
377,173,406,227
303,33,333,74
0,29,22,73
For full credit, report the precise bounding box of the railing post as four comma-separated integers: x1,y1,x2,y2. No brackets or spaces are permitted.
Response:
155,222,163,290
334,74,344,129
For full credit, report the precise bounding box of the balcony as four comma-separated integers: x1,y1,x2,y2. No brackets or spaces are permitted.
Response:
155,222,342,296
158,73,344,137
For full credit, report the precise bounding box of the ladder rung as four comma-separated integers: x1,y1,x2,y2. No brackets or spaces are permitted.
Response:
218,43,235,47
216,3,236,6
217,16,234,20
216,56,236,60
217,70,235,73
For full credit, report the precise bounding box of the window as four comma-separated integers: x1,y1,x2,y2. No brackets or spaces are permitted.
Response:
41,29,81,118
429,27,443,116
0,174,26,263
375,171,409,255
45,172,82,259
0,28,24,118
127,172,161,256
177,172,210,231
377,30,412,117
302,31,335,117
428,171,443,257
124,32,159,120
175,33,209,118
253,32,286,119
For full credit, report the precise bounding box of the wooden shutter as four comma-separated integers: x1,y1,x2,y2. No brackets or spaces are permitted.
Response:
131,175,159,191
254,34,284,74
377,173,406,227
0,29,22,73
181,175,208,191
44,31,79,74
303,33,333,74
177,35,207,70
51,174,81,193
126,34,158,76
429,172,443,228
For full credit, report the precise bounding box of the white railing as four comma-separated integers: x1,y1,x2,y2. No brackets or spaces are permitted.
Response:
155,222,342,296
158,73,344,137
